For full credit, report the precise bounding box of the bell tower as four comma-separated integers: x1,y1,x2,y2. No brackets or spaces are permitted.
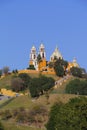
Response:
39,43,46,59
30,46,37,60
29,45,38,70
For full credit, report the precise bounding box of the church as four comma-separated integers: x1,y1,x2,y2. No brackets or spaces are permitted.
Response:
29,43,79,73
29,43,46,71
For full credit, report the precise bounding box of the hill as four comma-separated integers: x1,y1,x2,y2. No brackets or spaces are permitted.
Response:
0,94,78,130
0,73,82,130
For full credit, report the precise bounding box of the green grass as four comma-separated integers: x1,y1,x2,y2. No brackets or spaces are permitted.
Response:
0,99,8,105
2,121,45,130
0,94,78,111
0,95,33,110
0,75,12,89
27,72,59,80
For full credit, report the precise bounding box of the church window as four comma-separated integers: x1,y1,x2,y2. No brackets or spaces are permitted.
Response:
42,53,44,58
34,55,36,59
41,48,44,51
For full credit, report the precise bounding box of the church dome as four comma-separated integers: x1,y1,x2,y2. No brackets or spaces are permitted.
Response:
72,58,79,67
32,45,36,50
50,46,63,61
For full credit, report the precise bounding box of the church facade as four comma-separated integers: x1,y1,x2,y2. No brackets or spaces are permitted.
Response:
29,43,46,71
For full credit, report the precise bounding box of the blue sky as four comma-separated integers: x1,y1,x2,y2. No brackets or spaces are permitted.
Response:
0,0,87,71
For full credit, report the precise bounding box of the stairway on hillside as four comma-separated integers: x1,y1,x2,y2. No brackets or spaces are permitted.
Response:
54,75,72,89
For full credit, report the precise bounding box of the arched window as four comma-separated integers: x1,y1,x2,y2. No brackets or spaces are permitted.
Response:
34,55,36,59
42,53,44,58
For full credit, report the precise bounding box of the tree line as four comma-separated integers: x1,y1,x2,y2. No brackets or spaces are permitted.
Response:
11,73,55,98
49,58,87,78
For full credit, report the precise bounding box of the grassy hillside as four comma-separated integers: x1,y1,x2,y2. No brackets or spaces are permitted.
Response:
0,73,58,90
0,94,78,130
0,75,12,89
2,121,45,130
0,94,78,110
0,73,79,130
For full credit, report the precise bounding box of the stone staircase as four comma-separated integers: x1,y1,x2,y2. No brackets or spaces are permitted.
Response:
54,75,71,89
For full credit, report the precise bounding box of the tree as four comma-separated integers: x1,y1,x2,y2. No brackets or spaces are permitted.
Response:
46,97,87,130
54,59,68,77
54,65,64,77
12,69,18,74
18,73,31,88
2,66,10,75
11,77,24,92
54,58,68,69
28,65,35,70
70,67,83,78
29,78,40,98
48,62,54,68
0,70,2,77
65,79,87,95
46,102,63,130
29,76,55,98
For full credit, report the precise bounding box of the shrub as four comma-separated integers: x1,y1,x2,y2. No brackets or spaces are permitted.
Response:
65,79,87,95
46,97,87,130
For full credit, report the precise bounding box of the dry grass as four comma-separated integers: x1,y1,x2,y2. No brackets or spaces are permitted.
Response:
36,93,78,109
0,93,78,111
2,121,45,130
0,75,12,89
0,93,78,130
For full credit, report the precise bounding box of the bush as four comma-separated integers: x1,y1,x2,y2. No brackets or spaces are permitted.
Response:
18,73,31,88
70,67,85,78
46,97,87,130
2,66,10,75
0,122,4,130
11,77,24,92
29,105,48,124
65,79,87,95
1,110,12,120
27,65,35,70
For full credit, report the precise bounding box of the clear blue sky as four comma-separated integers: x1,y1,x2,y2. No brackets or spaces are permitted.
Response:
0,0,87,71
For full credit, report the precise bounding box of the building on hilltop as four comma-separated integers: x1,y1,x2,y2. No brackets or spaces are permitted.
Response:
67,58,79,71
29,43,79,73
